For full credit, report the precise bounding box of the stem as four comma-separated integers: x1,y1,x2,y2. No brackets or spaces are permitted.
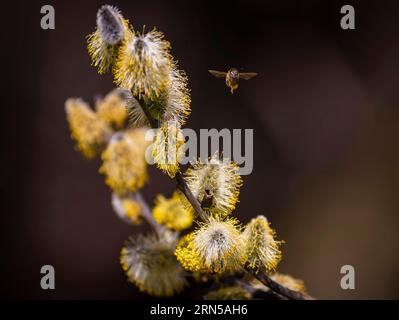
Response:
106,131,167,238
138,98,208,221
175,172,208,222
138,97,158,128
129,192,168,238
238,279,288,300
137,98,313,300
247,269,314,300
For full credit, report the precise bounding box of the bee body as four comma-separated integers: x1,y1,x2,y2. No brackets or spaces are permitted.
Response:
208,67,257,93
225,68,240,93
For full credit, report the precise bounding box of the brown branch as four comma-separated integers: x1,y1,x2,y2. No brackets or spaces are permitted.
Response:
106,131,169,238
137,98,313,300
175,172,208,222
138,96,158,128
221,275,288,300
138,98,208,222
247,269,315,300
129,192,169,238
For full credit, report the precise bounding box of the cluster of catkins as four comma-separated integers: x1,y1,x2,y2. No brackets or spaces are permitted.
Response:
65,5,306,299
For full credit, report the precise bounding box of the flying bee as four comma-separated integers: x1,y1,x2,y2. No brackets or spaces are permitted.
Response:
208,68,258,93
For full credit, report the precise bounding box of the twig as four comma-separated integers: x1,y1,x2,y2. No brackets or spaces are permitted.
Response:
137,98,313,300
175,172,208,222
251,288,288,300
105,131,168,238
128,192,169,238
138,97,158,128
221,275,288,300
138,98,208,222
247,269,315,300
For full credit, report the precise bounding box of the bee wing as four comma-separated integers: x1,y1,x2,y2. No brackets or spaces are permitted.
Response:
239,72,258,80
208,70,227,78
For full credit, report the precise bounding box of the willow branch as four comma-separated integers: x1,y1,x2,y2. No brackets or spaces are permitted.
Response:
175,172,208,221
138,98,208,222
105,130,168,238
221,275,288,300
137,98,312,300
129,192,170,238
138,97,158,128
247,269,315,300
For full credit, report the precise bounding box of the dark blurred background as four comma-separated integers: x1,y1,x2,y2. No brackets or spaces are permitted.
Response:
3,0,399,299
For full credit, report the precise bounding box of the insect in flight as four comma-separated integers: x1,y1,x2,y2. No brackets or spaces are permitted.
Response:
208,68,258,93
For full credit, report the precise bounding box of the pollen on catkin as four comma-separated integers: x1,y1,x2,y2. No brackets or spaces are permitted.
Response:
175,233,207,273
204,285,251,300
96,89,128,129
120,89,150,127
152,121,185,178
191,217,247,273
87,5,130,74
113,28,172,99
152,193,193,231
99,131,148,194
146,66,191,125
120,234,187,297
243,215,283,273
181,155,243,217
65,98,112,159
111,193,142,225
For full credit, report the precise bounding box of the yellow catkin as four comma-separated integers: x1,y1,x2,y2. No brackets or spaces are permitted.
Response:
191,217,247,273
65,98,111,159
113,29,172,100
120,235,187,297
99,131,148,194
243,215,283,273
175,234,207,273
180,155,243,218
87,6,131,74
152,193,193,231
145,66,191,125
121,198,142,224
96,90,128,129
152,121,185,178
